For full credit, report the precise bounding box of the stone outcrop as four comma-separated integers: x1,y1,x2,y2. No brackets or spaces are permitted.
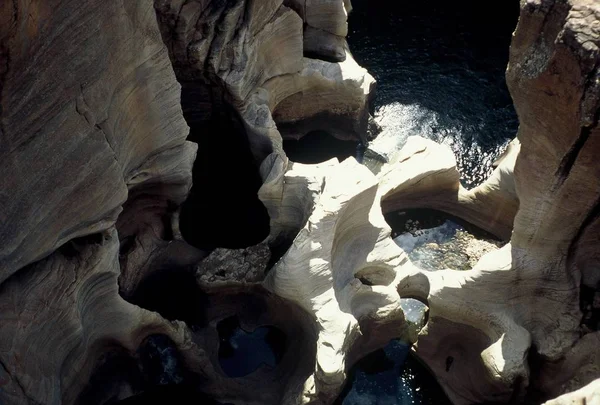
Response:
0,0,195,282
0,0,376,404
2,0,600,405
543,379,600,405
379,136,519,240
0,229,197,405
257,1,600,404
264,158,407,403
153,0,374,163
391,0,600,403
0,1,199,403
284,0,351,61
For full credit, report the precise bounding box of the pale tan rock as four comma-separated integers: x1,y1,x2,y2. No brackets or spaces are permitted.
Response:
3,1,599,405
390,0,600,403
543,379,600,405
264,158,408,403
267,55,376,143
0,1,198,403
285,0,349,61
155,0,373,160
379,136,519,240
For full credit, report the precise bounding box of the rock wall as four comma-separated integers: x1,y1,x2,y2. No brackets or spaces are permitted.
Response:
0,0,375,404
1,0,599,404
383,0,600,403
0,1,200,403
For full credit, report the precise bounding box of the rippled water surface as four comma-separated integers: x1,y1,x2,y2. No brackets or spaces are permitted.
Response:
348,0,519,187
337,341,451,405
337,2,519,404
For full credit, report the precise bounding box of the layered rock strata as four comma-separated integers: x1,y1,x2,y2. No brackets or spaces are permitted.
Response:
1,0,600,405
0,0,377,404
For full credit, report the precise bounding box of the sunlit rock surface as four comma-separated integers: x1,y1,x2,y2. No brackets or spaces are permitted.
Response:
264,158,408,403
379,136,519,240
543,379,600,405
1,0,600,404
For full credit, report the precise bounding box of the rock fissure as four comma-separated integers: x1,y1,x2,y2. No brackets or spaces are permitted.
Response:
554,125,592,188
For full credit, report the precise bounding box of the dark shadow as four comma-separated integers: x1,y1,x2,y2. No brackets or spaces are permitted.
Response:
334,340,452,405
384,208,500,241
138,335,188,387
58,233,105,258
283,131,359,164
128,267,209,326
76,348,144,405
179,86,270,250
114,385,226,405
217,316,287,378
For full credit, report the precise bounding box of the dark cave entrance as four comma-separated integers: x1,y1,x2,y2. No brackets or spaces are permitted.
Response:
178,83,270,250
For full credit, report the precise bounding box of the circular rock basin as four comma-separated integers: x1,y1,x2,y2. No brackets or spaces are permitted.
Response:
217,316,286,378
336,340,451,405
385,208,504,271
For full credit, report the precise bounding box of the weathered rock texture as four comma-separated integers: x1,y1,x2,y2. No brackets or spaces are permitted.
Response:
258,1,600,404
153,0,374,162
379,136,519,240
0,0,195,280
0,1,200,403
2,0,600,404
0,0,376,404
264,158,408,403
388,0,600,403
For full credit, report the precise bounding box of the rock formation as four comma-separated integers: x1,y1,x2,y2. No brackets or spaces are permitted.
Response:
382,0,600,403
378,136,519,241
0,0,375,403
542,379,600,405
0,1,198,402
1,0,599,404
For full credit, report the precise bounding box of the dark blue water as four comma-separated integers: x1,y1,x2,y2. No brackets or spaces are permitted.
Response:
348,0,520,188
336,341,451,405
217,317,285,378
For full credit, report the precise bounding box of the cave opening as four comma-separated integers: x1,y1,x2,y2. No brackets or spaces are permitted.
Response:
178,83,270,250
127,266,209,326
348,0,520,188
